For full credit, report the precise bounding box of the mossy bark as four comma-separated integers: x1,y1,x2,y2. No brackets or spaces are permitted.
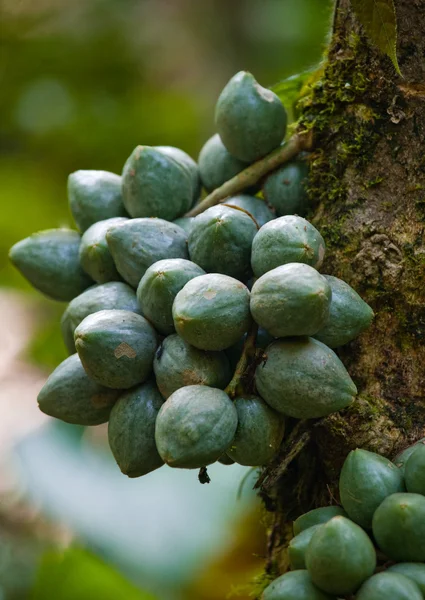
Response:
259,0,425,580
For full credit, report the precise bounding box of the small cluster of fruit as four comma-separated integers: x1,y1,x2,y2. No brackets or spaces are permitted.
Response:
262,442,425,600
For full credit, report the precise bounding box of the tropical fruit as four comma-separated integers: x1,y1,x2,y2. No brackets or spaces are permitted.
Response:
9,229,92,301
79,217,127,283
288,525,322,570
355,572,423,600
224,195,274,227
387,563,425,595
155,145,201,206
261,570,335,600
293,506,347,535
173,217,193,234
393,438,425,475
198,134,251,192
263,159,309,216
155,385,238,468
404,444,425,495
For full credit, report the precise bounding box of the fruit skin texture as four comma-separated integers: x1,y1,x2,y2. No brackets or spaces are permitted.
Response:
261,570,335,600
155,385,238,469
387,563,425,595
339,448,405,529
263,159,309,217
305,516,376,596
355,572,423,600
251,215,326,278
106,218,189,288
215,71,287,162
372,493,425,561
224,195,275,228
153,334,231,399
108,380,164,477
250,263,332,338
198,134,252,193
61,281,141,354
9,229,92,302
137,259,205,336
405,444,425,495
173,274,252,351
37,354,119,425
188,204,258,281
121,146,193,220
393,438,425,475
155,145,201,206
255,338,356,419
67,170,127,233
293,505,347,535
226,395,284,466
79,217,127,284
173,217,193,235
74,309,157,389
288,524,322,570
314,276,374,348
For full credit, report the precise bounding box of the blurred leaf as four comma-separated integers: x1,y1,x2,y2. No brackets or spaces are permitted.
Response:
271,66,323,122
350,0,401,75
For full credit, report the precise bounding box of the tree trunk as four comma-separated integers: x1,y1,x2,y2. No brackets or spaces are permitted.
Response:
260,0,425,578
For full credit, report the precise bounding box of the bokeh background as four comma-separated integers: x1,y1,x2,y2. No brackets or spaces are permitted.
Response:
0,1,333,598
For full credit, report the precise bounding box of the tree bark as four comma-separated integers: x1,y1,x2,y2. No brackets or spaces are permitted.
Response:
260,0,425,579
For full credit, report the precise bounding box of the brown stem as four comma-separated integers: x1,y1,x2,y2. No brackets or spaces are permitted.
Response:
225,322,258,399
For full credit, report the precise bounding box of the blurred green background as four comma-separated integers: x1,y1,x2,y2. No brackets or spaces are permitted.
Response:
0,1,332,598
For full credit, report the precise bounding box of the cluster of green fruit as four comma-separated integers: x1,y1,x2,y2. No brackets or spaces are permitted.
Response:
262,443,425,600
9,71,373,477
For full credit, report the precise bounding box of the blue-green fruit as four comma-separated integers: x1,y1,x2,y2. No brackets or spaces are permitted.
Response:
314,276,374,348
198,134,251,192
251,215,325,278
372,493,425,562
155,385,238,468
394,438,425,475
405,444,425,495
263,159,309,217
250,264,332,337
255,338,356,418
218,454,235,465
306,516,376,596
293,506,347,536
172,274,251,351
37,354,119,425
173,217,193,235
153,334,231,399
79,217,127,283
339,449,405,529
155,145,201,206
226,396,284,466
137,259,205,335
108,380,164,477
121,146,193,220
68,170,127,233
106,218,189,288
61,281,140,354
9,229,92,301
74,310,157,389
387,564,425,595
215,71,287,162
224,195,275,228
288,525,322,570
261,570,335,600
188,205,258,281
356,572,423,600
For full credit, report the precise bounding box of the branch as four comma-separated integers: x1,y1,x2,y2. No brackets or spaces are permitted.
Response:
225,322,258,399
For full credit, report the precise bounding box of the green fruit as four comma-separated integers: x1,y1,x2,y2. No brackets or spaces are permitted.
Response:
74,309,157,389
68,170,127,233
293,506,347,536
356,572,423,600
121,146,192,220
405,444,425,495
9,229,92,301
261,570,335,600
155,145,201,206
306,516,376,596
251,215,325,278
188,205,258,281
108,380,164,477
314,276,374,348
172,274,251,351
173,217,193,235
250,264,332,337
288,525,322,570
224,195,275,228
226,327,274,372
155,385,238,468
372,493,425,561
394,438,425,475
339,449,405,529
153,334,231,399
106,218,189,288
79,217,127,283
263,159,309,217
198,134,251,192
137,259,205,335
387,563,425,595
226,396,284,466
215,71,287,162
218,454,235,465
37,354,119,425
255,338,356,418
61,281,140,354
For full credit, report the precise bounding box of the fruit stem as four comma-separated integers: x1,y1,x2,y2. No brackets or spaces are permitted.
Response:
185,130,313,218
225,322,258,399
